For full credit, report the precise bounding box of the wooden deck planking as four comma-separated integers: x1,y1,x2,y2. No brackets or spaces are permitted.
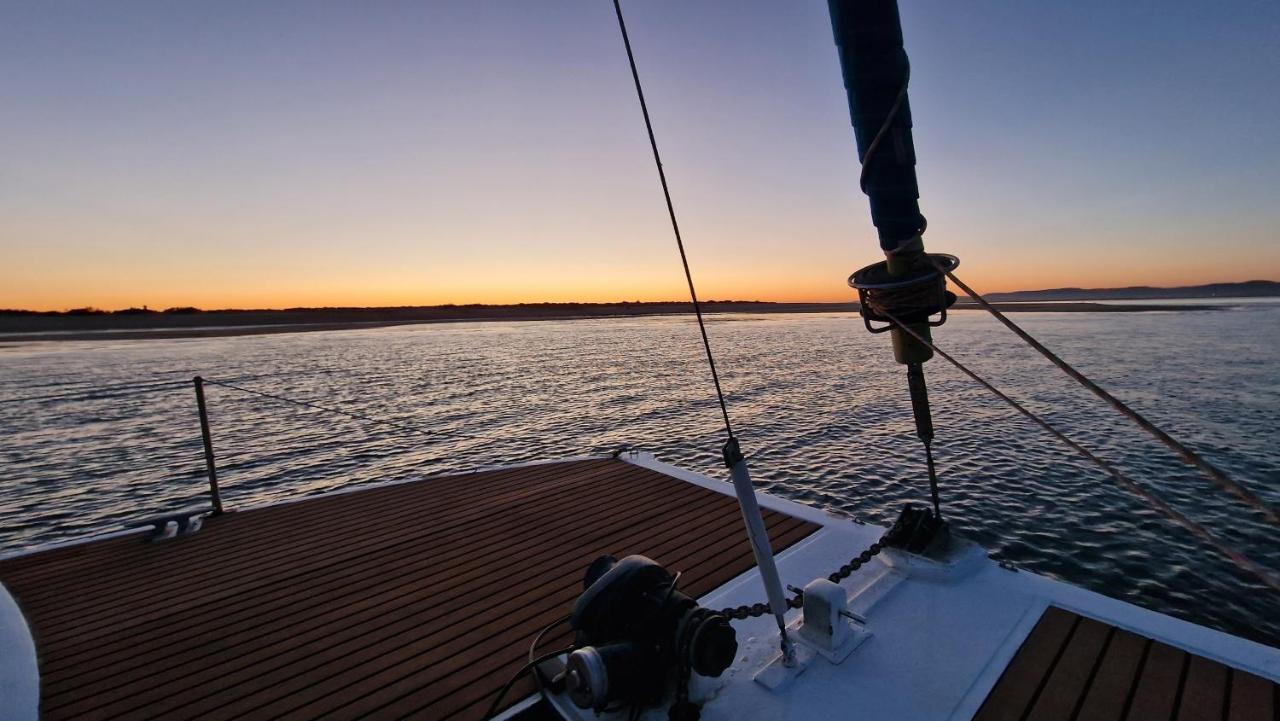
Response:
32,462,608,638
42,464,700,693
1074,629,1151,721
45,466,731,716
1022,615,1112,720
973,605,1080,721
977,606,1279,721
0,458,820,720
1227,671,1275,721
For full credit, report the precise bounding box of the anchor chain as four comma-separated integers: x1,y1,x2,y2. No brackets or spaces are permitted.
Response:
718,514,909,620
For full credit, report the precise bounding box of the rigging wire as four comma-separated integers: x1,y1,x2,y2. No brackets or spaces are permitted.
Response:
612,0,734,440
847,45,1277,572
880,307,1280,593
931,259,1280,527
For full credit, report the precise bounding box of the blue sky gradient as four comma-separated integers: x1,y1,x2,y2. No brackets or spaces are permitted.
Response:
2,1,1277,309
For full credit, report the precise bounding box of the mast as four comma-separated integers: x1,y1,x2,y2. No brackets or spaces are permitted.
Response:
828,0,924,259
829,0,955,526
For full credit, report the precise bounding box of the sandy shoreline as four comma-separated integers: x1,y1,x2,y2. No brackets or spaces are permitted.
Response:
0,301,1226,343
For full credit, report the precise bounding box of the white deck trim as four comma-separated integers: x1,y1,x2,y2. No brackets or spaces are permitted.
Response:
620,450,855,527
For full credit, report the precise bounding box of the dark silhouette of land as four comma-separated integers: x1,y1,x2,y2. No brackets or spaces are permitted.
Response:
0,294,1239,343
984,279,1280,302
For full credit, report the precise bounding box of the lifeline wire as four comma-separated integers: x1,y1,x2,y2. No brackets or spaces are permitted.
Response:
0,380,187,405
612,0,734,440
881,308,1280,594
933,259,1280,527
201,378,486,443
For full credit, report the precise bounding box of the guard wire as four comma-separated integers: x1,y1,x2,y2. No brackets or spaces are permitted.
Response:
880,307,1280,594
612,0,734,440
201,377,487,443
0,380,188,405
932,258,1279,527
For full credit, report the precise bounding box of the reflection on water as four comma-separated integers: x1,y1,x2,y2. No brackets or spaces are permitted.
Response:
1,304,1278,646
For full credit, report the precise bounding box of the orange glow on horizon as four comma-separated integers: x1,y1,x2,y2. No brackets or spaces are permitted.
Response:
4,262,1275,313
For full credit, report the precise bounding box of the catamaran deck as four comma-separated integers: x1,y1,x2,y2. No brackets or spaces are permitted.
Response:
2,453,1277,721
0,457,817,720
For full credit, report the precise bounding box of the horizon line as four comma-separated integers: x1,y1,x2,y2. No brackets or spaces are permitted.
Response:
3,278,1276,316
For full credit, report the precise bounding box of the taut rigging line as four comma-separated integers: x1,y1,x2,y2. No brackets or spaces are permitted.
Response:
611,0,798,668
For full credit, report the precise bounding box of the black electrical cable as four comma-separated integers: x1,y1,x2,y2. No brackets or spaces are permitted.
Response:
528,615,571,704
612,0,735,440
483,644,575,720
481,614,573,721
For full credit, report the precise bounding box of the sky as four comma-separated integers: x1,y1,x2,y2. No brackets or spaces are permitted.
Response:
1,0,1277,311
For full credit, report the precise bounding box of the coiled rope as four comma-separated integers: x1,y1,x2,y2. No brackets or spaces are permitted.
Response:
879,307,1280,593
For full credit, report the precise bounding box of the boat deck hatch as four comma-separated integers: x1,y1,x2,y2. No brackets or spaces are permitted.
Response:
0,458,818,720
977,605,1278,721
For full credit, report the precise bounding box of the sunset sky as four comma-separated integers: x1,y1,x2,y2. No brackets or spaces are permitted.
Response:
2,1,1277,311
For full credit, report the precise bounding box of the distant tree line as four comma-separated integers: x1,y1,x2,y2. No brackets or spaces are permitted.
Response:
0,300,772,316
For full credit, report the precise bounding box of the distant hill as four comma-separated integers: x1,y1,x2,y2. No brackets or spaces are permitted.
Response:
982,280,1280,302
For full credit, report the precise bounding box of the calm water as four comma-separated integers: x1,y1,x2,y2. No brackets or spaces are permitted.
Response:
2,304,1278,647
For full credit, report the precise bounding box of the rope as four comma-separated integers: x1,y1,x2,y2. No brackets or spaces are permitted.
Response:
201,378,487,443
857,59,927,252
858,62,910,195
880,308,1280,593
612,0,734,440
861,276,946,320
932,259,1280,527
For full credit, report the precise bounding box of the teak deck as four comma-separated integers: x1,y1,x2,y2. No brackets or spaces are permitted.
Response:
0,458,819,720
977,606,1279,721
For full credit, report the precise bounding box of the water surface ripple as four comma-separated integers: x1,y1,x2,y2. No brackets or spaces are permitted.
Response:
2,304,1277,647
